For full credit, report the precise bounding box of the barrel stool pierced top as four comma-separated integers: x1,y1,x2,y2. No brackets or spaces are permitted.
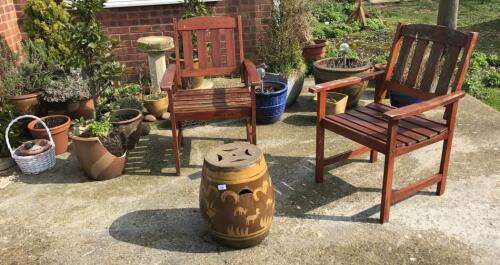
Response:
200,143,275,249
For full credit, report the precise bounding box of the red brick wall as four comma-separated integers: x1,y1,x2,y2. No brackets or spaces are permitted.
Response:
0,0,23,51
4,0,272,79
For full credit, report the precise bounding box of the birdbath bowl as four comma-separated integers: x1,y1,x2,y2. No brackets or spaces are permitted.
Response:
137,36,174,95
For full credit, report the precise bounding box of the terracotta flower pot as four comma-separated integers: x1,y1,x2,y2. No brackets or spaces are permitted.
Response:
111,109,143,150
169,53,204,89
70,135,126,181
8,92,46,116
27,115,71,155
144,96,168,118
313,58,372,108
302,39,328,62
66,99,96,120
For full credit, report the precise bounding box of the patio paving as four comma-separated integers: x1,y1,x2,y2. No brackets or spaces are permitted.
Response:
1,79,499,264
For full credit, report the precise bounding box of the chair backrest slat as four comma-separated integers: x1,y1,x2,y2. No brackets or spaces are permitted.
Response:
419,42,445,92
173,16,244,81
197,30,208,69
383,23,478,100
405,39,429,87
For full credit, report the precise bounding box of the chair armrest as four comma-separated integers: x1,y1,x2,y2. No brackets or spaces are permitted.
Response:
242,59,261,87
383,91,465,120
160,64,177,92
309,70,385,93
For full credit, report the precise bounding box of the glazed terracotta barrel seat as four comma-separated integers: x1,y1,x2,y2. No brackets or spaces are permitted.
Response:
200,143,275,248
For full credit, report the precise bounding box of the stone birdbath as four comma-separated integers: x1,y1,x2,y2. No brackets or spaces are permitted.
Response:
137,36,174,95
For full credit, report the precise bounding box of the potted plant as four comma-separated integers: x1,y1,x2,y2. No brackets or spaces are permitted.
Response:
42,69,96,119
256,81,288,124
258,0,308,107
313,92,348,115
70,118,127,181
313,44,372,108
143,93,169,119
27,115,71,155
111,98,143,150
301,6,328,62
0,104,23,171
0,39,50,116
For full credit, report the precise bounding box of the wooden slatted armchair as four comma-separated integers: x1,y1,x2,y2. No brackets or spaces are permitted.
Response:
160,16,260,176
310,23,478,223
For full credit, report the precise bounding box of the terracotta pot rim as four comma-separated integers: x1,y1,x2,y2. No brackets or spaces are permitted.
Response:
8,92,41,100
70,135,127,158
303,39,329,49
27,115,71,135
313,57,372,73
110,109,143,125
143,96,168,103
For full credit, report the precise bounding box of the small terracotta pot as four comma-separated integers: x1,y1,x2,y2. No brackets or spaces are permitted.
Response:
8,92,46,116
27,115,71,155
302,39,329,62
169,53,204,89
111,109,143,150
144,96,168,118
66,99,96,120
70,135,126,181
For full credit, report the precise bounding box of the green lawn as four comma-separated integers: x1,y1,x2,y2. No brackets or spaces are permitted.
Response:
335,0,500,110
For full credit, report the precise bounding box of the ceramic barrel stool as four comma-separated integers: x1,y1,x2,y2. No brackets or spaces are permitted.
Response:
200,143,275,248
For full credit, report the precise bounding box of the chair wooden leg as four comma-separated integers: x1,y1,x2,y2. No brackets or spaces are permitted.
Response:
380,152,395,224
170,116,181,176
246,118,251,143
251,113,257,145
370,150,378,163
178,121,184,147
437,138,453,195
315,124,325,183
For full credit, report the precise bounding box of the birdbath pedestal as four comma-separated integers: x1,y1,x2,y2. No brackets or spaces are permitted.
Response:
137,36,174,95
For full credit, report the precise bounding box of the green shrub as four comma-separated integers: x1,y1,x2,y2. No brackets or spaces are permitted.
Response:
118,97,143,111
87,119,111,138
463,52,500,100
0,104,22,157
181,0,212,19
23,0,72,68
42,69,91,103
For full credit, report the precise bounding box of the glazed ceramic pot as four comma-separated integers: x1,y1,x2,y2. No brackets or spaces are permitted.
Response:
111,109,143,150
66,99,95,120
264,70,306,108
70,135,126,181
144,96,168,118
8,92,46,116
313,58,372,108
200,143,275,249
302,39,328,62
27,115,71,155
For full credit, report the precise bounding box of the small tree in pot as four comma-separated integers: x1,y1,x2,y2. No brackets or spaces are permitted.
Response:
258,0,307,107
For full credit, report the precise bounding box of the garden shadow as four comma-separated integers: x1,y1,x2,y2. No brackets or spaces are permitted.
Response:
109,208,233,253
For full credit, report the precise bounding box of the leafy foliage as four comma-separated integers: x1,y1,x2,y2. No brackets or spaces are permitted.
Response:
0,40,53,97
463,52,500,99
23,0,72,68
42,69,91,102
0,104,22,157
118,97,143,111
181,0,212,19
69,0,124,108
258,0,307,75
87,119,111,138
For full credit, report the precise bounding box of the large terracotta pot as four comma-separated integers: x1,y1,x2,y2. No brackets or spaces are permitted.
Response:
8,92,46,116
313,58,372,108
144,96,168,118
70,135,126,181
27,115,71,155
66,99,95,120
200,143,275,249
302,39,328,62
169,53,204,89
111,109,143,150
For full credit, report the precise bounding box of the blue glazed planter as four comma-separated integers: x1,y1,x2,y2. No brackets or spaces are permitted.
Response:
256,81,288,124
390,92,422,108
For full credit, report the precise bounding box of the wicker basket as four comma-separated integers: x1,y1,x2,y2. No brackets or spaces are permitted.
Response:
5,115,56,174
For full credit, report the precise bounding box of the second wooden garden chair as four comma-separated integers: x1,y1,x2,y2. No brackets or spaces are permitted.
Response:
310,23,478,223
160,16,260,176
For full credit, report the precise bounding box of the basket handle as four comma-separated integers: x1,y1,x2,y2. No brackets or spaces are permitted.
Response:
5,115,55,155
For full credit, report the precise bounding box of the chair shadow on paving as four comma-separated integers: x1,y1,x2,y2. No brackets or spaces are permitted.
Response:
264,153,434,224
109,208,234,253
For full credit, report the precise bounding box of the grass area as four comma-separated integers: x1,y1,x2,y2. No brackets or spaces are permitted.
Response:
329,0,500,110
